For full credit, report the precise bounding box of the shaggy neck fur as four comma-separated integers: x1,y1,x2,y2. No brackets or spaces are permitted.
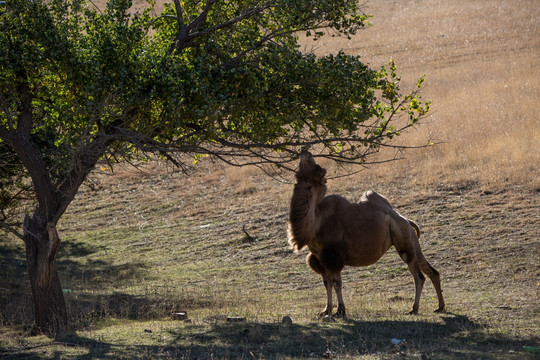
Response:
288,178,327,252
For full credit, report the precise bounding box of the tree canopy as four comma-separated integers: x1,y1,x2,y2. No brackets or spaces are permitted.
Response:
0,0,430,336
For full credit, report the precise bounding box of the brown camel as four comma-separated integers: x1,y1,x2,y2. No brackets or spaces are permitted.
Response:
288,153,445,317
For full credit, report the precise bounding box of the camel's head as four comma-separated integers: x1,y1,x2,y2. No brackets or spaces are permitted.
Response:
296,152,327,186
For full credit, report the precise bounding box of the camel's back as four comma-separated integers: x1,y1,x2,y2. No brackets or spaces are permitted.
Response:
318,192,390,221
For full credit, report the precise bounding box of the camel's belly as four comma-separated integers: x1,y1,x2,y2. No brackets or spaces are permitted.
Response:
341,220,393,267
346,256,384,267
308,236,392,268
344,246,390,267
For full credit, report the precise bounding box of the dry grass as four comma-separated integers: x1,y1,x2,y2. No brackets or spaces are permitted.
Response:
302,0,539,188
1,0,539,359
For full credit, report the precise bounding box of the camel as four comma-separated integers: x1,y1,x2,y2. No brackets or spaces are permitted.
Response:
287,152,445,317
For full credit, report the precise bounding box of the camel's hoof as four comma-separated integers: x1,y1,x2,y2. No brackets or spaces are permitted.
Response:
318,310,331,318
334,305,346,318
407,309,419,315
434,307,445,313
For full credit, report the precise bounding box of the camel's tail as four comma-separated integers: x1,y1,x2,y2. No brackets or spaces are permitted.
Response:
408,219,421,238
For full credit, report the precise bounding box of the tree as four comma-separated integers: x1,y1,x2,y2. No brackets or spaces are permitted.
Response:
0,0,430,337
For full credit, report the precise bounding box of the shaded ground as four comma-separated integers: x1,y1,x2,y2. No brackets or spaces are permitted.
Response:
0,311,536,359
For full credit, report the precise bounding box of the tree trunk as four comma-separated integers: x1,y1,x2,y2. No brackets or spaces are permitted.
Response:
24,215,71,338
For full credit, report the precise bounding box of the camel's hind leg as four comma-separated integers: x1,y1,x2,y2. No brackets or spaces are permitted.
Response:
417,255,445,313
395,220,445,314
398,247,445,314
403,255,425,314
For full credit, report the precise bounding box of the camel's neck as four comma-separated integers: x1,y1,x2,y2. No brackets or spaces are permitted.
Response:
288,181,326,251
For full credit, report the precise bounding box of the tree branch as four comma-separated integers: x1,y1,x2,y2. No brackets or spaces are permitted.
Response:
172,0,185,30
185,0,215,33
54,132,114,225
1,130,56,213
168,1,273,54
15,71,33,138
225,27,284,66
168,0,217,54
0,220,24,241
190,1,266,37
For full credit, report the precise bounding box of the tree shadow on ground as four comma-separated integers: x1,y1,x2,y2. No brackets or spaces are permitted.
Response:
0,238,236,330
0,241,33,324
2,314,538,359
0,239,154,327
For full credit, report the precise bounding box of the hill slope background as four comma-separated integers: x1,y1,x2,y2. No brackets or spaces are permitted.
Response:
1,0,539,359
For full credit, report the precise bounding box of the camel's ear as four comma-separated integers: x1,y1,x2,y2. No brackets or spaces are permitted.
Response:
314,165,326,179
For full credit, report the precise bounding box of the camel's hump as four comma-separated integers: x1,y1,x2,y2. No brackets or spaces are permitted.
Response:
360,191,392,208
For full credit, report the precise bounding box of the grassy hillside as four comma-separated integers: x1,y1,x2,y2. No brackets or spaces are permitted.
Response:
308,0,539,188
1,0,539,359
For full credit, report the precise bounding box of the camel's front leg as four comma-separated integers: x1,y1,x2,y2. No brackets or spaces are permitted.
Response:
307,253,335,317
319,274,333,317
333,273,346,318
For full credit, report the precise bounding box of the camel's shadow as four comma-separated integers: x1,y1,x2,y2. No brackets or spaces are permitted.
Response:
1,313,535,359
182,313,482,358
165,314,533,359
